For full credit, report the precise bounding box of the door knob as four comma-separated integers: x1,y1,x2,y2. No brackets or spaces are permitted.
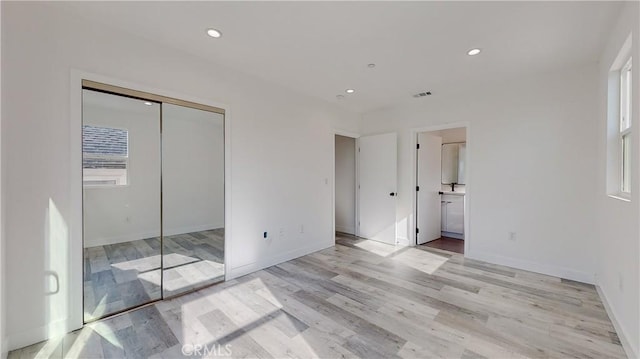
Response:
389,192,396,196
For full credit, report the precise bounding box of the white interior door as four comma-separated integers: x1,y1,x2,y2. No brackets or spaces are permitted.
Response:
417,132,442,244
358,133,397,244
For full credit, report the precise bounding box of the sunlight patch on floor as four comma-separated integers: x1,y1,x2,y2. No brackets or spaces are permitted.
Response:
391,247,449,274
246,277,284,309
89,321,123,349
353,239,406,257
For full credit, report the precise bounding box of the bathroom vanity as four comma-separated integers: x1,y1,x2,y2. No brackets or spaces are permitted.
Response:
441,192,464,239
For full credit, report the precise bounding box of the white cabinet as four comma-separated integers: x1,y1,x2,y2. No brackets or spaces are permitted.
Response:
441,194,464,235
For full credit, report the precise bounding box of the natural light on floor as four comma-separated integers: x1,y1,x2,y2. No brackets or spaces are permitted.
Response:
391,247,449,274
353,238,405,257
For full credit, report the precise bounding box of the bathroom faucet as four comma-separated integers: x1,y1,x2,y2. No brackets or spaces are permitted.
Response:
450,182,457,192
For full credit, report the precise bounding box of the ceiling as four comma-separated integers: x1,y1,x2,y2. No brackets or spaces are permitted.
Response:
58,1,622,114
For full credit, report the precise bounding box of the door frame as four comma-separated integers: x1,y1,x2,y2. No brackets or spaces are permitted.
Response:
332,130,360,239
70,69,231,332
411,122,470,254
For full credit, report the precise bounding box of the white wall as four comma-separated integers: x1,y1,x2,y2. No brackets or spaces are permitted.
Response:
361,63,600,283
1,2,359,350
82,92,162,247
0,1,6,356
335,135,356,234
83,93,226,247
163,104,225,235
432,127,466,144
595,2,639,357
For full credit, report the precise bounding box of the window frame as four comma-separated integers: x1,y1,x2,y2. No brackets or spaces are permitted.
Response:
619,56,632,195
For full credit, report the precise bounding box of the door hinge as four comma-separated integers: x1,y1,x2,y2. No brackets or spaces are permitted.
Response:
416,143,420,150
358,147,361,153
416,228,419,234
416,186,420,191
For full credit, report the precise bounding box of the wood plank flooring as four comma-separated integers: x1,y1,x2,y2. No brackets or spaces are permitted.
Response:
12,233,625,358
424,237,465,254
83,229,224,321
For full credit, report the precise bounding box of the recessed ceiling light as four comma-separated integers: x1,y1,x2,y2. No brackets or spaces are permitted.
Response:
206,28,222,38
345,89,355,94
336,95,345,100
367,63,376,68
467,48,481,56
143,101,153,106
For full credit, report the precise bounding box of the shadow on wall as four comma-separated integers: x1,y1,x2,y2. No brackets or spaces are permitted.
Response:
44,198,70,341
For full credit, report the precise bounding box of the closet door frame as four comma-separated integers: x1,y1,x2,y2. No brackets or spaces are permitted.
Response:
70,70,230,331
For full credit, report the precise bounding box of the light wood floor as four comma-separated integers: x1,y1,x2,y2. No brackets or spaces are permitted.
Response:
83,229,224,321
424,236,465,254
11,233,625,358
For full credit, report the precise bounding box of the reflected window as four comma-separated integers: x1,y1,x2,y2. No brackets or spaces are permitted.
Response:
82,125,129,186
620,56,632,194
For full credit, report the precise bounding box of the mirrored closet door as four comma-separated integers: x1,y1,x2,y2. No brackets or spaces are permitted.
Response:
82,84,225,322
162,104,225,298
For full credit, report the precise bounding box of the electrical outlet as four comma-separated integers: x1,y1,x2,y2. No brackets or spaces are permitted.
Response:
508,232,517,241
263,231,268,239
618,273,624,292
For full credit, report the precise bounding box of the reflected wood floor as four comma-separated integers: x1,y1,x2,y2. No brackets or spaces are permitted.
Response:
12,233,625,358
83,229,224,321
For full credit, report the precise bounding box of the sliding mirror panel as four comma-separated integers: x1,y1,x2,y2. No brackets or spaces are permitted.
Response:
162,103,225,297
82,89,162,321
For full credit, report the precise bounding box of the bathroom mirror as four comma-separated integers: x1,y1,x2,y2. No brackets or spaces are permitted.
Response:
442,142,466,185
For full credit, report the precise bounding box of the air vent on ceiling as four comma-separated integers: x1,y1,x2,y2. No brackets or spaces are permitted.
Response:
413,91,432,98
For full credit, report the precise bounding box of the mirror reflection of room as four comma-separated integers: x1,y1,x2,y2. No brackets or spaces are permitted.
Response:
162,104,225,297
82,89,162,321
82,87,226,322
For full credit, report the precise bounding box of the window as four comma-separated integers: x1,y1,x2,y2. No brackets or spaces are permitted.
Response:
620,57,632,193
82,125,129,186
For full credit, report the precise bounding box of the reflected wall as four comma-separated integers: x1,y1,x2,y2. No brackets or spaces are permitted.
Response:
162,104,225,297
82,89,162,321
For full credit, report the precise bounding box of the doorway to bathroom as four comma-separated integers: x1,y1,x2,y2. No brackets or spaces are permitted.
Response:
415,126,467,254
334,134,357,237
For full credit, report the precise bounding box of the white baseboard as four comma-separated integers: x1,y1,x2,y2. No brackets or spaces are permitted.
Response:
84,223,224,247
7,318,68,352
465,249,596,284
441,231,464,240
335,226,355,235
596,284,638,359
226,239,333,280
396,236,411,246
163,223,224,237
85,231,160,247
